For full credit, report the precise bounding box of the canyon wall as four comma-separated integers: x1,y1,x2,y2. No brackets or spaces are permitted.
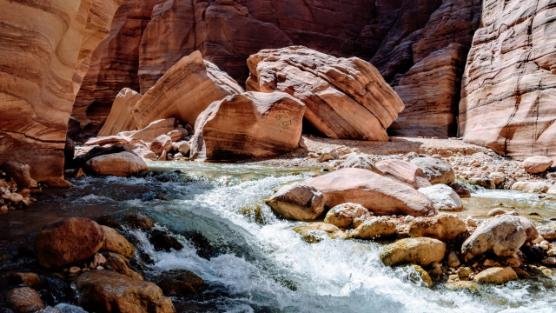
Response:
74,0,483,138
459,0,556,161
0,0,123,185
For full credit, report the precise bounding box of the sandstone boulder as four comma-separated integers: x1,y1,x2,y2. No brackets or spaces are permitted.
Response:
292,223,346,243
410,157,455,185
462,215,539,260
6,287,44,313
191,91,305,160
375,159,430,188
522,156,554,174
86,151,147,177
133,51,243,128
408,214,467,241
76,270,175,313
97,88,141,136
104,252,143,281
473,267,518,285
511,181,551,194
36,218,105,268
302,168,435,216
380,237,446,267
418,184,463,212
266,184,325,221
349,217,398,240
247,46,404,140
323,203,370,229
101,226,134,258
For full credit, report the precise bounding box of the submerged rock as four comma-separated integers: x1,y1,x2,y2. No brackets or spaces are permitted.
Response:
462,215,539,261
408,214,467,241
86,151,147,177
410,157,455,185
418,184,463,212
473,267,518,285
6,287,44,313
266,184,325,221
35,218,105,268
380,237,446,267
323,203,370,229
76,270,175,313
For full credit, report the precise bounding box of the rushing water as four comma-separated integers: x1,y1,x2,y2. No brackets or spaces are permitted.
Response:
16,162,556,313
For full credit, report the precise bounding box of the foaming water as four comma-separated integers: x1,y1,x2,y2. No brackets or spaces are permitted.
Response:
39,162,556,313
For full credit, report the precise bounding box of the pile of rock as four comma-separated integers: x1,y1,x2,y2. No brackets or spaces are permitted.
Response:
265,160,555,287
0,161,38,214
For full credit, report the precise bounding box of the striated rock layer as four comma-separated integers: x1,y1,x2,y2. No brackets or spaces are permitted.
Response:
0,0,123,185
247,46,404,141
459,0,556,161
74,0,483,138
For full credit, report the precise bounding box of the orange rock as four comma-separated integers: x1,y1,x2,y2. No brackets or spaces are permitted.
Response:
98,88,141,136
86,151,148,177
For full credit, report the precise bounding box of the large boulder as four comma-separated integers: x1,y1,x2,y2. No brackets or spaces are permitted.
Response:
76,270,175,313
418,184,463,212
462,215,539,260
133,51,243,128
410,157,455,185
36,218,105,268
190,91,305,160
301,168,436,216
408,214,467,241
97,88,142,136
86,151,147,177
266,184,325,221
246,46,404,140
380,237,446,266
522,156,553,174
375,159,430,188
459,0,556,161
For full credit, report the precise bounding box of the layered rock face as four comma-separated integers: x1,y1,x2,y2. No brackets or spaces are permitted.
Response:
460,0,556,161
0,0,123,185
74,0,483,138
247,46,404,140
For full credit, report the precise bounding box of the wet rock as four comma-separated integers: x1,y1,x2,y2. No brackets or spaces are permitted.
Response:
101,226,135,258
418,184,463,212
511,181,551,194
380,237,446,267
6,272,40,287
190,91,305,160
156,270,205,297
293,223,346,243
6,287,44,313
303,168,435,216
522,156,553,174
323,203,369,229
104,252,143,281
266,184,325,221
450,182,472,198
149,229,184,252
375,159,430,188
412,265,433,288
408,214,467,241
473,267,518,285
457,267,473,280
76,270,175,313
349,217,397,240
124,213,155,231
462,215,539,261
410,157,455,185
86,151,148,177
35,218,105,268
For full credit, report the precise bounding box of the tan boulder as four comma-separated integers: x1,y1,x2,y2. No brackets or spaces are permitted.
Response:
375,159,430,188
98,88,141,136
324,203,370,229
349,217,398,240
35,218,105,268
462,215,539,260
523,156,554,174
247,46,404,140
292,223,346,243
266,184,325,221
191,91,305,160
410,157,455,185
380,237,446,267
133,51,243,128
511,181,551,194
101,226,134,258
86,151,147,177
408,214,467,241
6,287,44,313
76,270,175,313
303,168,435,216
418,184,463,212
474,267,518,285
